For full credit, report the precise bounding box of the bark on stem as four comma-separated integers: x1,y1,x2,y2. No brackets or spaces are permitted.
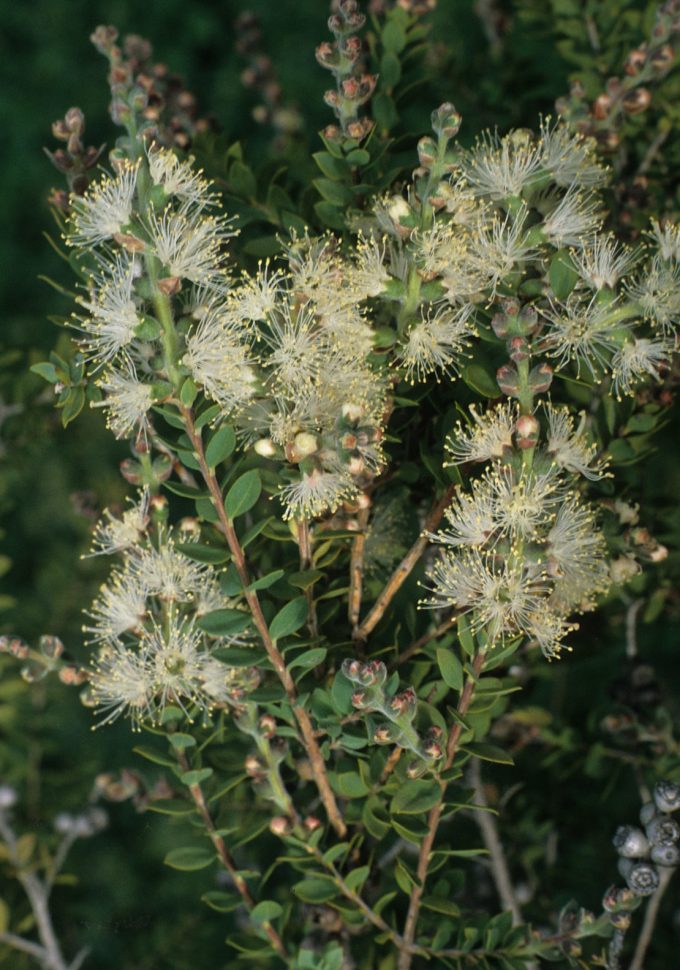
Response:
177,750,287,958
397,650,486,970
354,486,455,641
179,405,347,838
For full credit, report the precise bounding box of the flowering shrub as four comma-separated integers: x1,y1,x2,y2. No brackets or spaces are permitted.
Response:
3,3,680,968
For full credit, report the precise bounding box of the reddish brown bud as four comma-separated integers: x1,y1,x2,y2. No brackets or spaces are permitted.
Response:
269,816,291,836
304,815,322,832
259,715,277,739
593,94,613,120
624,47,648,75
623,88,652,114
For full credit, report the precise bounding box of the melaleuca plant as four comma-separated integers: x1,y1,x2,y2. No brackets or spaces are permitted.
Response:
14,5,680,969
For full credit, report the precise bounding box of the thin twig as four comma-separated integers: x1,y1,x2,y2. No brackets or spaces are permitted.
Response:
297,519,319,640
355,485,455,641
625,598,644,659
637,127,670,176
177,750,287,958
349,505,371,633
469,759,522,925
180,405,347,838
0,932,49,962
398,650,486,970
392,613,457,669
629,866,674,970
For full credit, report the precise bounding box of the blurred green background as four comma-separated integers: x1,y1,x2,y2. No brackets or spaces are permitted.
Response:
1,1,679,967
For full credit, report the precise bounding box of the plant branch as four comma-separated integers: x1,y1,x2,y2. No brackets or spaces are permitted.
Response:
629,866,674,970
179,405,347,838
0,932,49,963
177,750,287,958
397,649,486,970
297,519,319,641
349,505,371,633
469,758,522,924
355,485,455,641
392,613,457,669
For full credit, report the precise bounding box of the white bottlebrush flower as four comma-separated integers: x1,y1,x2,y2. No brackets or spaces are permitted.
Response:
68,163,139,247
260,303,323,391
231,263,284,323
90,643,155,729
147,146,216,209
183,309,258,415
445,403,516,465
436,484,496,548
461,129,542,200
572,235,638,291
539,295,631,378
524,610,575,659
544,404,606,481
348,235,391,299
473,207,538,293
627,255,680,333
84,569,148,642
546,499,610,610
134,541,211,602
279,468,356,520
427,549,548,644
141,615,207,719
77,254,142,367
89,490,150,556
92,365,154,439
542,188,602,247
612,337,673,397
147,205,233,285
488,467,561,540
398,303,474,382
648,218,680,263
538,119,607,189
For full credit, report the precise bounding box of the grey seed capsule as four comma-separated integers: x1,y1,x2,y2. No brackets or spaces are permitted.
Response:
646,815,680,847
650,844,680,867
613,825,650,858
654,780,680,814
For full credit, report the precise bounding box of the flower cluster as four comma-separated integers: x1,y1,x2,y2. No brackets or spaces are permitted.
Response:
426,402,611,657
82,493,252,727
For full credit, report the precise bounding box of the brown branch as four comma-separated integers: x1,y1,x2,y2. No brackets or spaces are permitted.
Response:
177,751,286,958
469,758,522,924
397,649,486,970
349,505,371,633
392,613,457,669
297,519,319,641
355,485,455,641
180,405,347,838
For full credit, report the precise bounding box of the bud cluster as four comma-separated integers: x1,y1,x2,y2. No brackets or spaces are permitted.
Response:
316,1,376,141
342,659,443,772
45,107,105,204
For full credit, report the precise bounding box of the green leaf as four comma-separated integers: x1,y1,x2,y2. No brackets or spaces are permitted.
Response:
30,361,58,383
462,363,499,398
331,671,355,715
293,878,338,903
179,377,198,407
287,569,323,590
382,14,408,53
177,542,229,565
61,386,85,427
457,614,476,656
179,768,214,786
247,569,285,592
164,846,215,871
422,896,461,916
345,148,371,166
313,152,351,180
133,745,175,768
462,742,514,765
345,866,370,893
380,51,401,88
391,779,441,815
205,425,236,467
145,799,195,817
314,201,346,230
225,470,262,520
201,891,241,913
313,178,354,206
549,249,579,301
251,900,283,923
336,771,370,798
372,92,398,131
269,596,308,640
168,733,197,751
198,609,252,637
228,160,256,198
437,648,464,691
288,647,327,671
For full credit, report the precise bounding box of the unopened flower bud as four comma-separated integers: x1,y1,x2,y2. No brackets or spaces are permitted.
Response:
624,47,648,75
351,689,368,709
529,363,553,394
178,517,200,536
245,755,264,777
515,414,540,449
406,759,429,780
650,843,680,866
609,912,632,932
491,312,509,339
610,556,640,584
270,816,291,837
39,635,64,660
593,94,613,120
613,825,650,859
640,802,658,826
373,724,399,744
496,364,520,397
650,43,674,72
304,815,322,832
417,136,438,167
259,715,277,739
157,276,182,297
623,88,652,115
431,102,462,139
422,740,443,759
508,336,529,363
58,666,88,686
254,438,277,458
654,780,680,813
388,688,417,720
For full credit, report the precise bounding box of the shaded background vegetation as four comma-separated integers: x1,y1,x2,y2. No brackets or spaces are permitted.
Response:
1,1,679,967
